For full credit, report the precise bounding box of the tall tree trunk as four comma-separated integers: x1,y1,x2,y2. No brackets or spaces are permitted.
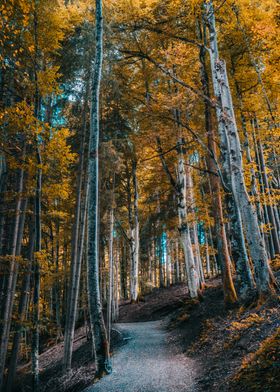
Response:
107,206,114,348
112,239,119,322
128,160,139,302
0,158,25,391
158,235,164,288
205,0,274,298
6,222,34,392
201,74,240,299
177,151,199,298
256,128,280,255
31,145,42,392
156,137,199,297
0,155,7,257
232,65,267,254
175,240,180,284
87,0,110,374
199,17,250,303
185,163,205,289
232,5,277,123
63,89,89,372
31,3,42,388
166,239,171,287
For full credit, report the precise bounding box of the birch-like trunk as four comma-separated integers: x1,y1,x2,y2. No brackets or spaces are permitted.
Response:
87,0,110,374
112,241,119,322
185,163,205,288
205,1,273,297
200,15,251,302
205,233,211,278
107,206,114,348
175,240,180,284
157,136,199,297
177,153,199,298
166,240,171,287
63,90,88,372
129,161,139,302
152,238,157,287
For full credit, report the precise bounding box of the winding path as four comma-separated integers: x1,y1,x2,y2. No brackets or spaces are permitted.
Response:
85,321,198,392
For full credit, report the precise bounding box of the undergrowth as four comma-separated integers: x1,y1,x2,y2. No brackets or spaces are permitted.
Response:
230,327,280,392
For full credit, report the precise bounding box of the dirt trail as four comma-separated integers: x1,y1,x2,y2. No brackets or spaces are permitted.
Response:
84,320,198,392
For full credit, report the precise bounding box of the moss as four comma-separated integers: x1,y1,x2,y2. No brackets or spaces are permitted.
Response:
230,327,280,392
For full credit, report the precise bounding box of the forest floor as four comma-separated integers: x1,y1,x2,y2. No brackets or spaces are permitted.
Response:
117,277,280,391
14,274,280,392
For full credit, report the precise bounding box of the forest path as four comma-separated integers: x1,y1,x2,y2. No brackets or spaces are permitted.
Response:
85,320,198,392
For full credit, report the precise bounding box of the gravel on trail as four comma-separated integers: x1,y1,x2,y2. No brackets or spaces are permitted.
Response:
84,320,198,392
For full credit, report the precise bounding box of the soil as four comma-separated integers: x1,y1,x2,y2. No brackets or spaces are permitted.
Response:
118,284,190,322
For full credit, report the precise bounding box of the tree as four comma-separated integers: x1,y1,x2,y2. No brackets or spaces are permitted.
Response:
87,0,111,375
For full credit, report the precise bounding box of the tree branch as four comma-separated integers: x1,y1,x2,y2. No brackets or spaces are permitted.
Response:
156,136,179,193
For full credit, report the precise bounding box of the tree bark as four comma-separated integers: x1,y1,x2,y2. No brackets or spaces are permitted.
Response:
128,160,140,302
63,86,89,372
205,0,273,298
0,160,25,390
87,0,110,374
177,150,199,298
6,221,34,392
107,205,114,348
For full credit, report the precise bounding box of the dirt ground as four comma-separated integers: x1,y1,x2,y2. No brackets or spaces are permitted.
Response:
118,278,280,391
14,277,280,392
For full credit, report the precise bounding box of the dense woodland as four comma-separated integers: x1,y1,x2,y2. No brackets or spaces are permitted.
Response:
0,0,279,391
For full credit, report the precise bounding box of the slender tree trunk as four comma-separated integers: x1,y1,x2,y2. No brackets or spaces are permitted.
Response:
175,240,180,284
31,147,42,392
159,235,164,288
157,137,199,297
6,222,34,392
112,240,119,322
256,131,280,255
107,206,114,348
166,239,171,287
185,163,205,288
128,160,139,302
63,88,89,372
0,155,7,257
0,144,26,390
87,0,110,374
177,152,199,298
205,232,211,278
31,2,42,389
